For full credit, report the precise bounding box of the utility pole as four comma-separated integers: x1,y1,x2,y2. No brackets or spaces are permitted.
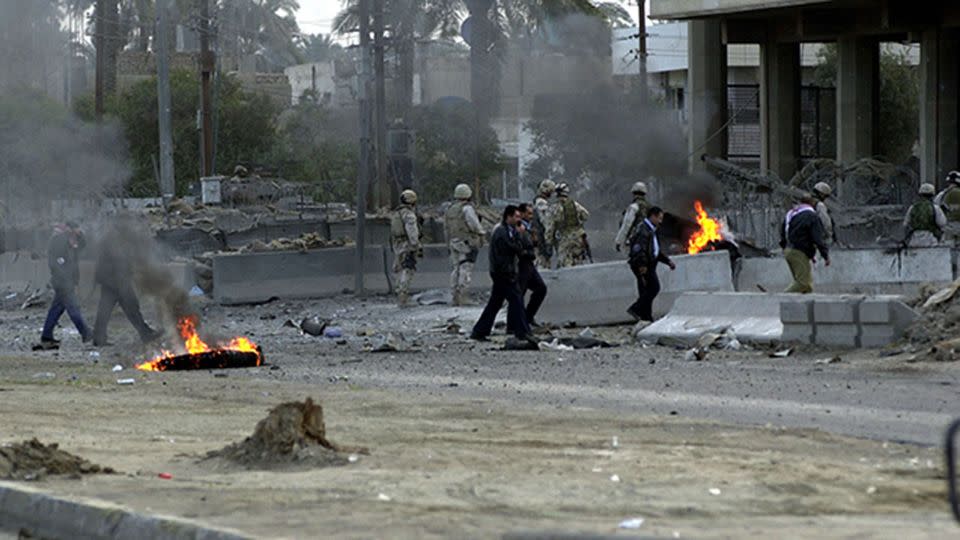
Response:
156,0,176,201
373,0,390,207
356,0,372,296
638,0,649,102
199,0,215,177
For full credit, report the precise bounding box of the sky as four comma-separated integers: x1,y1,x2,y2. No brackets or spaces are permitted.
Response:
295,0,644,37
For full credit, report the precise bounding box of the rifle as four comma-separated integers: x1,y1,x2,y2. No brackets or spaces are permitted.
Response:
582,233,594,264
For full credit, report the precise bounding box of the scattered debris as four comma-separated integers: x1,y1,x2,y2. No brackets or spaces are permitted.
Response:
685,348,709,362
578,327,596,339
609,474,621,483
814,356,842,365
618,518,644,530
0,439,113,481
538,339,574,352
377,493,392,502
239,232,348,254
31,372,55,380
323,327,343,339
770,348,794,358
111,365,124,372
158,472,173,480
300,317,328,337
708,487,722,496
503,337,539,351
117,378,135,385
205,398,367,470
413,289,452,306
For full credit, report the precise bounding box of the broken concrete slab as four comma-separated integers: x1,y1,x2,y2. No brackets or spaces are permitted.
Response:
638,292,918,348
537,251,734,327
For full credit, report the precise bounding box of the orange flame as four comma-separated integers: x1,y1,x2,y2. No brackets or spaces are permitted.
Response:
136,316,260,371
687,201,723,255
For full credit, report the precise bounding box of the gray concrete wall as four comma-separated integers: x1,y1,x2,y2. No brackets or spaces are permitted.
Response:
735,247,953,295
212,247,390,304
407,245,492,292
537,250,734,327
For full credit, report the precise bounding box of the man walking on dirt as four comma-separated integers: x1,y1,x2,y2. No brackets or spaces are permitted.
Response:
39,221,92,349
626,207,675,322
470,206,532,341
780,195,831,294
518,203,547,327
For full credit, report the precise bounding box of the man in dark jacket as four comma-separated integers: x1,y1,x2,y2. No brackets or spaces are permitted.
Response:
627,207,676,322
517,203,547,327
39,222,92,348
92,224,161,346
471,206,532,341
780,196,831,293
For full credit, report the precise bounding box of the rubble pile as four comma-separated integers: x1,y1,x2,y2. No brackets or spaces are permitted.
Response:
205,398,366,469
0,439,114,481
903,280,960,360
238,233,350,254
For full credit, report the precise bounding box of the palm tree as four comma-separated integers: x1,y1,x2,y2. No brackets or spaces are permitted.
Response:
219,0,304,71
334,0,630,120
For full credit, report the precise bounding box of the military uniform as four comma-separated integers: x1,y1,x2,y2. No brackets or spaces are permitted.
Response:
615,196,650,252
906,184,947,245
553,194,590,268
935,186,960,221
445,197,485,305
533,195,554,268
391,198,421,306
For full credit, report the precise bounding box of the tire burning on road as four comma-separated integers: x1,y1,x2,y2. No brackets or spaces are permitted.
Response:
136,316,262,372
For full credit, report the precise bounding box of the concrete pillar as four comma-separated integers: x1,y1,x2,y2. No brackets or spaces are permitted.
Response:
836,36,879,164
920,29,960,188
760,40,801,181
687,19,727,173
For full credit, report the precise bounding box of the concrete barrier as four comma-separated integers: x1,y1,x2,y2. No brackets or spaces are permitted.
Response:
536,250,734,327
736,247,953,295
212,246,389,304
639,292,918,347
406,244,492,293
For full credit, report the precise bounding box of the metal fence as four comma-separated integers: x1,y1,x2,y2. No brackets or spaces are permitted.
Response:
727,84,837,169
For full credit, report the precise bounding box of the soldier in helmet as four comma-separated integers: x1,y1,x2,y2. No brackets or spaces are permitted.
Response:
904,183,947,245
934,171,960,222
445,183,486,305
532,180,556,269
552,183,590,268
614,180,653,254
812,182,836,245
390,189,422,307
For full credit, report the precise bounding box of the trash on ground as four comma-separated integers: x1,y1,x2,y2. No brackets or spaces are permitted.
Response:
158,472,173,480
709,487,722,496
609,474,621,482
117,378,135,385
814,356,842,365
538,339,574,352
770,348,794,358
299,316,328,337
323,327,343,339
111,365,123,372
685,348,709,362
618,517,644,530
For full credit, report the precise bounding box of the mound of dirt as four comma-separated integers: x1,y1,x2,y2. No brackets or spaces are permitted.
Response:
0,439,113,481
903,280,960,360
205,398,367,469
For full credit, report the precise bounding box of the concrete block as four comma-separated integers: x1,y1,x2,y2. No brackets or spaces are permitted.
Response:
859,298,892,324
780,300,812,323
813,298,860,324
736,247,952,296
213,246,389,304
407,244,491,293
538,250,733,327
815,324,859,348
781,323,814,344
860,325,897,348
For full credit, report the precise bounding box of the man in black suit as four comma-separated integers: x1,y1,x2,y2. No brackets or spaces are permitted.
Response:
626,206,676,322
470,205,532,341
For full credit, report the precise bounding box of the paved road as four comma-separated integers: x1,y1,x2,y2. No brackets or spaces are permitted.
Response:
252,309,960,447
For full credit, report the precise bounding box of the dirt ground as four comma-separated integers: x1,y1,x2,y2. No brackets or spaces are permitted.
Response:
0,296,958,538
0,355,952,539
